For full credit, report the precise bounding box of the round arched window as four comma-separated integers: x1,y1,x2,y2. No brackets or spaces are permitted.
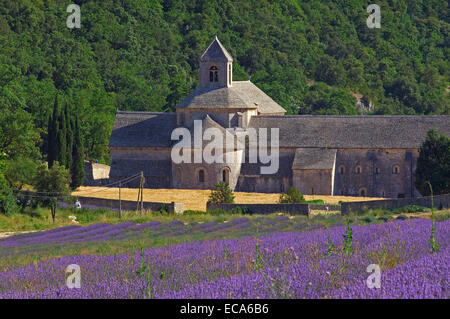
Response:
359,188,367,197
198,169,205,183
209,66,218,82
392,165,400,174
222,168,230,184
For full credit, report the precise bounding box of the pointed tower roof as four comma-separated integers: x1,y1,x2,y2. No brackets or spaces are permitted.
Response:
199,36,233,62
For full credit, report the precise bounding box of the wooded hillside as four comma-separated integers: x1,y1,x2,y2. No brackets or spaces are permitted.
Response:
0,0,448,164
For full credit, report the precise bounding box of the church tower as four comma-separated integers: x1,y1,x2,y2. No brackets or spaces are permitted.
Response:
199,36,233,88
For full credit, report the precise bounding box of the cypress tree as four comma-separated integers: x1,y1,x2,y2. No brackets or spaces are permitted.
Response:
56,103,67,167
65,105,73,170
47,95,59,167
71,116,84,190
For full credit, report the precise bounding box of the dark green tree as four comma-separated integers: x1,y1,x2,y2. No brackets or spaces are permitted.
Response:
71,117,85,190
47,95,59,168
415,130,450,196
279,187,305,203
34,162,71,223
65,105,73,170
56,104,67,167
209,181,235,204
0,160,18,215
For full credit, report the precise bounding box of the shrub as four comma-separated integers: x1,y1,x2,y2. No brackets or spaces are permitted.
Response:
392,205,431,214
360,215,376,224
279,187,305,203
377,215,392,222
305,199,325,204
229,206,249,214
209,182,235,204
183,210,206,215
208,209,227,215
436,213,450,221
0,161,18,216
396,215,408,220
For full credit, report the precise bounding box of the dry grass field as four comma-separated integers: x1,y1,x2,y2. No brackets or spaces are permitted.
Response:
72,187,382,211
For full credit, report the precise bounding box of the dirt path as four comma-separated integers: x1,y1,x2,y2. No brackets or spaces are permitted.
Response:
72,187,382,211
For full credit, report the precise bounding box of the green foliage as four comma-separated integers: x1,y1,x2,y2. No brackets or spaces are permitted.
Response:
325,227,335,256
253,235,264,271
34,162,71,222
209,182,235,204
392,205,431,214
415,130,450,196
427,182,440,254
342,221,353,256
0,161,18,216
436,213,450,222
70,117,84,190
0,0,447,170
4,157,37,190
305,199,325,204
279,187,305,203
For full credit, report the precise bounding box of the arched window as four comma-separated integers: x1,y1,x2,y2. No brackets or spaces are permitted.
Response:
339,165,345,175
359,188,367,197
198,169,205,183
375,167,380,174
381,190,385,197
392,165,400,174
355,165,362,174
209,66,218,82
222,168,230,184
340,189,345,196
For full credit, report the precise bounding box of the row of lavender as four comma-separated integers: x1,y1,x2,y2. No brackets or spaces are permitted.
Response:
0,216,318,248
0,218,255,247
0,219,448,298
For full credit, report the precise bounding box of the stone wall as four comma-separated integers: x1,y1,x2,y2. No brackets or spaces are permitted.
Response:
341,194,450,215
109,147,172,188
293,169,334,195
75,196,176,213
206,202,310,216
333,149,419,198
172,149,243,190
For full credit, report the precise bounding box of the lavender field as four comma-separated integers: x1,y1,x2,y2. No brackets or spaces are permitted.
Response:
0,218,448,299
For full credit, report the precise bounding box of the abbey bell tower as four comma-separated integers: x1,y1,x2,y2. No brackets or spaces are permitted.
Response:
199,36,233,88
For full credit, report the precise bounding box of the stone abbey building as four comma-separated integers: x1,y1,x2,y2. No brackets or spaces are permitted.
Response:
109,37,449,198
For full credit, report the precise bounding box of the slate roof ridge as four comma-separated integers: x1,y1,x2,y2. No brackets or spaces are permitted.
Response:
116,111,176,116
199,36,233,62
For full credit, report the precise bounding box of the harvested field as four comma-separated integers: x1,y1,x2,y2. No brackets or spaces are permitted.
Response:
72,187,382,211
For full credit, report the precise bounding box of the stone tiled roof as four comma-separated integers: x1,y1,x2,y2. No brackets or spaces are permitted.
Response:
109,111,177,148
249,115,450,149
185,115,234,144
292,148,337,170
110,159,171,177
176,81,286,114
240,155,294,177
199,36,233,62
